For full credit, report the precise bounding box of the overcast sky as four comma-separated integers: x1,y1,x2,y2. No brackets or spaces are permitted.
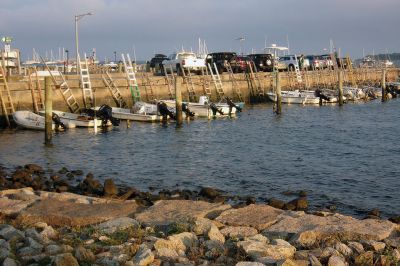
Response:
1,0,399,61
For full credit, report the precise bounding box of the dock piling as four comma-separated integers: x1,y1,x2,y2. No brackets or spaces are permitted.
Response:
275,71,282,114
381,69,387,102
175,77,183,126
338,70,344,106
44,76,52,145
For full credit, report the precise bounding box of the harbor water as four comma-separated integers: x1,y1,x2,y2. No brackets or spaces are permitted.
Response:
0,100,399,218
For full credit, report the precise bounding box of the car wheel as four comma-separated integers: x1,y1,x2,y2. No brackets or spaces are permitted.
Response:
288,65,295,72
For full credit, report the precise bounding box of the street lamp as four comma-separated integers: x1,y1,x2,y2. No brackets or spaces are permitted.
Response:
64,49,69,74
75,12,93,74
235,37,245,55
114,51,117,63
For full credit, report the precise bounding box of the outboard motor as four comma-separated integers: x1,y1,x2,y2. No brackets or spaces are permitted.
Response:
315,89,330,104
209,102,224,117
157,101,176,120
182,103,195,118
52,112,66,130
226,97,242,115
97,104,120,126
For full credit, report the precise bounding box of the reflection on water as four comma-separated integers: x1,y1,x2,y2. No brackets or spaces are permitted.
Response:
1,100,400,218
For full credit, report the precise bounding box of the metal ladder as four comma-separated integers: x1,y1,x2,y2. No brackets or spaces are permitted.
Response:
180,65,196,102
78,53,94,108
140,71,156,102
0,65,15,126
207,63,224,100
200,67,212,97
122,53,141,103
27,68,44,113
293,55,303,83
163,65,175,99
226,63,243,101
247,61,264,97
102,71,127,108
43,59,80,113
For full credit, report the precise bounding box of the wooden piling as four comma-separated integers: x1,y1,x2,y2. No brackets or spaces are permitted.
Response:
275,71,282,114
338,70,344,106
381,69,387,102
175,77,183,126
44,76,52,145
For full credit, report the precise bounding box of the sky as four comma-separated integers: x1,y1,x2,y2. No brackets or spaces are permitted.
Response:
0,0,399,61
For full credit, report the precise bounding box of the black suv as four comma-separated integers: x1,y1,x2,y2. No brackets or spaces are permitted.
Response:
149,54,169,68
205,52,238,74
248,53,274,72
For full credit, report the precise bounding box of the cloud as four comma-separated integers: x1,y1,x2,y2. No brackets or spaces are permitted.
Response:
1,0,399,60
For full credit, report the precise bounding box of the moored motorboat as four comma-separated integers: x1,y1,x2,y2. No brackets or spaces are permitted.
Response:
12,111,73,130
111,107,163,122
39,110,110,127
267,90,320,104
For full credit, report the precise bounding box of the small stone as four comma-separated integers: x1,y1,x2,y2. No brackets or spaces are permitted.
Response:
74,245,96,263
286,197,308,210
45,244,73,255
199,187,220,199
192,217,213,235
99,235,111,242
40,225,59,243
355,251,374,265
0,225,24,240
208,224,225,243
25,237,43,250
155,247,179,259
334,242,352,257
220,226,258,238
24,164,44,173
347,241,364,254
268,198,285,209
25,228,43,243
132,244,154,266
384,237,400,248
0,239,10,250
392,249,400,261
2,257,18,266
361,240,386,251
320,247,340,259
389,216,400,224
236,262,265,266
328,255,346,266
53,253,79,266
277,259,298,266
246,234,269,244
96,217,139,234
0,248,10,260
309,255,322,266
368,208,380,218
103,178,118,197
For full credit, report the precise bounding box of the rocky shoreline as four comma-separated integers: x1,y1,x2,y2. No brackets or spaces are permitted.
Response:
0,164,399,265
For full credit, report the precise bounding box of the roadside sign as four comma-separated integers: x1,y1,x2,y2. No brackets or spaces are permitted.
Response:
1,37,13,43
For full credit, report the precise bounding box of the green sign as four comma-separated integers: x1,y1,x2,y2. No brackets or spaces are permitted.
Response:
1,37,13,43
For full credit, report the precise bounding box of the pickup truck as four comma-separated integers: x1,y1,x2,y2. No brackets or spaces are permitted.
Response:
162,52,206,75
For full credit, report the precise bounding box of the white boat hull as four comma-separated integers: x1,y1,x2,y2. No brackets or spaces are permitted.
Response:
163,100,237,118
111,108,163,122
12,111,73,130
39,110,111,127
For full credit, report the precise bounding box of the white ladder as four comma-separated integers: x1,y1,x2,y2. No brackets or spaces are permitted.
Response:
78,53,94,108
200,67,212,97
0,65,14,127
180,65,196,102
43,60,80,113
102,71,127,108
207,63,224,100
27,68,44,113
247,61,264,97
226,62,243,101
294,55,303,83
122,53,141,103
163,65,175,99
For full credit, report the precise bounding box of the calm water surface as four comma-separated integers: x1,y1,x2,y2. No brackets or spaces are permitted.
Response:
1,100,399,218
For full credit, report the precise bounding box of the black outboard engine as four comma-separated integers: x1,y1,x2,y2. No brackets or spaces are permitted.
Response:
97,104,120,126
157,101,176,120
52,113,66,130
209,102,224,116
315,89,330,104
182,103,195,118
226,97,242,115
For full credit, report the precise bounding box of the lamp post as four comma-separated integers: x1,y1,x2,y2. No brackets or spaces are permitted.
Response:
75,12,93,74
236,37,245,55
65,49,69,74
114,51,117,63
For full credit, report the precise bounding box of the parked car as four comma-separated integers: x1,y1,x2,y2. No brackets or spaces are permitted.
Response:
162,52,206,75
149,54,168,69
320,54,334,69
234,56,252,73
305,55,322,70
205,52,237,74
248,53,274,72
